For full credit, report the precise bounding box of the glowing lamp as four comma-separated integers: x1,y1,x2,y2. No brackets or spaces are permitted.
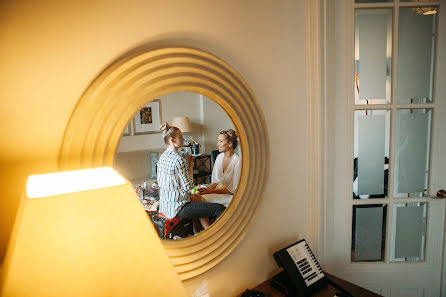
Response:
0,167,187,297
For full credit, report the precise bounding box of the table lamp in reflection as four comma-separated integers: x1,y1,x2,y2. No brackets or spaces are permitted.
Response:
0,167,187,297
172,116,199,154
171,116,192,133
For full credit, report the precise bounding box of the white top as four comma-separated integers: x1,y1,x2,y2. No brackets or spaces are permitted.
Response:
211,153,241,194
202,193,233,208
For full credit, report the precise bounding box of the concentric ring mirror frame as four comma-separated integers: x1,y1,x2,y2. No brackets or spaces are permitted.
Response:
59,46,270,280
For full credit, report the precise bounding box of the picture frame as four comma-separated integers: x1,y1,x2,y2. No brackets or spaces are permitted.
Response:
123,123,131,136
134,99,162,134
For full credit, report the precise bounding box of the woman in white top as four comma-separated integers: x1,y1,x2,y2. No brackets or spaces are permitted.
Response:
199,129,241,196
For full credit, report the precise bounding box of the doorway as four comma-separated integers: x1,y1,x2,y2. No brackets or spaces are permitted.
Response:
321,0,446,296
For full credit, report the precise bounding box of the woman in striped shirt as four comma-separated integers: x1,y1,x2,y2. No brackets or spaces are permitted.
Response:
157,122,226,229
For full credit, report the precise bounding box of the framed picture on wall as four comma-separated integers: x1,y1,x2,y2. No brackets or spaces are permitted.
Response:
134,99,162,134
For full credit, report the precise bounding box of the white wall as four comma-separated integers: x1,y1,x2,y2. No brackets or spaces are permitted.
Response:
117,91,203,152
0,1,307,296
203,97,235,154
116,91,234,154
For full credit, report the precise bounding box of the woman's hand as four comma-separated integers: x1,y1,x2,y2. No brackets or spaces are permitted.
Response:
198,187,215,195
190,194,203,202
199,187,232,195
197,182,218,194
187,155,195,165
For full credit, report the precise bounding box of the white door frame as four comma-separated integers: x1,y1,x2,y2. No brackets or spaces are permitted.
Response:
306,0,446,293
305,0,336,269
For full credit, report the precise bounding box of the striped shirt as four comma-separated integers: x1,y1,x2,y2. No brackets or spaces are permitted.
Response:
157,148,194,219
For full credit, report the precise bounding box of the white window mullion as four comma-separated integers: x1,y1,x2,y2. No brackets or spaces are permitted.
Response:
347,0,356,268
385,3,399,264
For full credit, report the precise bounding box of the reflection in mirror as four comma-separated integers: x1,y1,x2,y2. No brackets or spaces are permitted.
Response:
355,9,392,104
353,110,390,199
397,7,437,104
390,202,426,262
394,109,431,198
113,91,241,240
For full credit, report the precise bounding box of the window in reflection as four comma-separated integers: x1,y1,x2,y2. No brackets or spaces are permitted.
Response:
353,110,390,199
397,7,437,104
390,203,427,262
352,204,387,262
114,91,241,240
355,9,392,104
394,109,432,198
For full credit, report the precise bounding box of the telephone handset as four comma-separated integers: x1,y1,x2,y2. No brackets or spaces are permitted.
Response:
273,239,326,296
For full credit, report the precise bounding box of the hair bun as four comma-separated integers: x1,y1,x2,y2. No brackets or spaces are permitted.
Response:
160,122,170,134
228,129,237,142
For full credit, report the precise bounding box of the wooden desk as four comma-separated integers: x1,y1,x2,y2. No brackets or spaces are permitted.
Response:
252,273,382,297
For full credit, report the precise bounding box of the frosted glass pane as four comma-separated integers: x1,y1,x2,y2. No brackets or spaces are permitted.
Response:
353,110,389,199
386,289,424,297
391,203,426,262
352,205,387,262
358,115,385,194
397,8,436,103
394,109,431,196
355,9,392,104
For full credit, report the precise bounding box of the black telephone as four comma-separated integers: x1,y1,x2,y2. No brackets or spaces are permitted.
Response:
273,239,353,297
273,239,326,296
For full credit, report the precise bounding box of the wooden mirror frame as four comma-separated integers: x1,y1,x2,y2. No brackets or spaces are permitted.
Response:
59,46,270,280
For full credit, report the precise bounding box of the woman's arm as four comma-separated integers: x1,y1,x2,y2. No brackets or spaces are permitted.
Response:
199,187,233,195
177,158,194,192
187,155,195,176
229,157,242,193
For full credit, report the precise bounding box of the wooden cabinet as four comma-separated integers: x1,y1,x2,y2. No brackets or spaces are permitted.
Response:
250,273,382,297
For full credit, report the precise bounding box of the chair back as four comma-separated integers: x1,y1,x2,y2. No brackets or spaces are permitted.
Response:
210,150,219,166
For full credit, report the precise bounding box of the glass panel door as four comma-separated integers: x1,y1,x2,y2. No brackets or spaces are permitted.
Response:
328,0,445,294
352,1,438,265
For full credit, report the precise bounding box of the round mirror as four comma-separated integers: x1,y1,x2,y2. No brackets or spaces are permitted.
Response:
59,46,269,280
114,91,242,239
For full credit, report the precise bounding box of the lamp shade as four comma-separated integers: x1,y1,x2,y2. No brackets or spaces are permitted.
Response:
171,117,192,132
0,167,187,297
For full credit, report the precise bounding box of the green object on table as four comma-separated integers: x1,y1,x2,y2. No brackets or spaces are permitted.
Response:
191,185,199,194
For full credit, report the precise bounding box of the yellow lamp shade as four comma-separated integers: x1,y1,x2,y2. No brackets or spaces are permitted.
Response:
0,167,187,297
171,117,192,133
